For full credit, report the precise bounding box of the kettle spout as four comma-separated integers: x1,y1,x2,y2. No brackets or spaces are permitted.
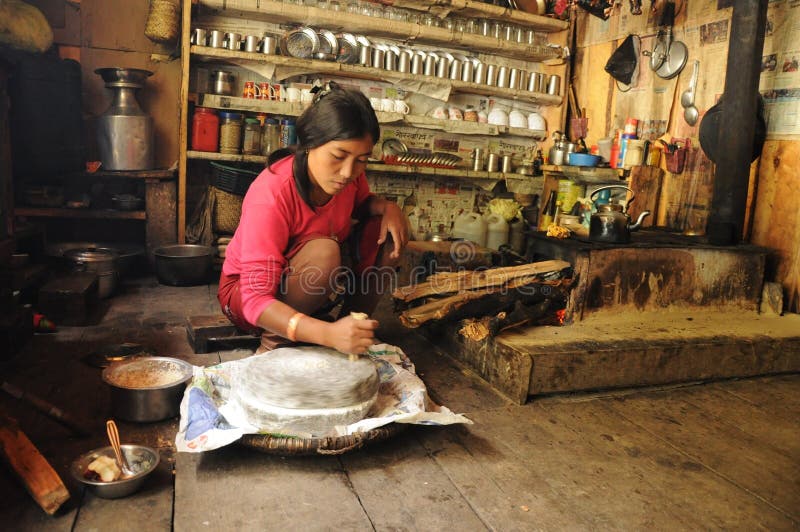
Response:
629,211,651,232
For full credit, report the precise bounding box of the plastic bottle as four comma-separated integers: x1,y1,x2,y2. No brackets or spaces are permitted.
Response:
191,107,219,152
452,212,487,247
485,214,509,250
538,191,557,231
280,118,297,147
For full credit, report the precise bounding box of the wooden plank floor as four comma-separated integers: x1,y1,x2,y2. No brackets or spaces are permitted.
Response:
1,277,798,530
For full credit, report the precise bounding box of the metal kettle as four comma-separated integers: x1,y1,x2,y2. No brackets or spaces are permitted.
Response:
548,131,575,166
589,185,650,243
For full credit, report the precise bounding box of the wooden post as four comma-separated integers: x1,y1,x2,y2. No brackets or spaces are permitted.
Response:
0,414,70,515
707,0,768,244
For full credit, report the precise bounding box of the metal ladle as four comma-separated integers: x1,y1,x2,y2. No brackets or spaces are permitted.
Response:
682,60,700,126
106,419,135,477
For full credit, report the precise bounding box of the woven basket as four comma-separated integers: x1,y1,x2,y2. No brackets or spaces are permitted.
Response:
239,424,407,456
212,186,243,234
144,0,180,43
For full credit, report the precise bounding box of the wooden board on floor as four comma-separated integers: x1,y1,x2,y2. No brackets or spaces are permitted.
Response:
605,390,800,519
174,448,373,529
340,431,488,530
535,395,798,529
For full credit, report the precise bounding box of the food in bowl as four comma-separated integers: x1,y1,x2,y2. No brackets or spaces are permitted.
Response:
105,358,190,389
84,455,122,482
71,445,160,498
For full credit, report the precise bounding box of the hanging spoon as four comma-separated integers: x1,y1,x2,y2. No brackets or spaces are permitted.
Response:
106,419,135,477
682,61,700,126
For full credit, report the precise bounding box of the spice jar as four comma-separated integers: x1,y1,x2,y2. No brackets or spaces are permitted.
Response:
242,117,262,155
262,118,280,157
218,111,243,154
191,107,219,152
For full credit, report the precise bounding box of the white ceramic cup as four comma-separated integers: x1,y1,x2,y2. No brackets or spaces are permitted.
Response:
300,88,314,105
393,99,410,114
527,112,546,130
487,108,509,126
448,106,463,120
509,110,527,128
380,98,395,112
285,87,301,102
369,97,382,110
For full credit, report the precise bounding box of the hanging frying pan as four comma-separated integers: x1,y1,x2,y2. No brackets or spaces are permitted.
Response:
698,94,767,164
644,1,688,79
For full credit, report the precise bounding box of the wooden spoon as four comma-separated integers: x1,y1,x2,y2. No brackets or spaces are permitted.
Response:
106,419,134,477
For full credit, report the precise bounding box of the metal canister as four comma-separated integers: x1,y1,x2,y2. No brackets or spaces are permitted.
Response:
371,47,385,70
535,72,547,92
486,64,498,86
500,154,513,173
411,52,424,74
244,35,260,53
472,148,486,171
435,56,449,78
508,68,523,90
448,59,462,80
424,54,437,76
359,43,372,66
224,32,242,51
486,152,499,172
473,62,487,84
547,74,561,96
496,66,510,89
191,28,208,46
526,72,538,92
398,50,411,73
461,59,474,82
209,30,224,48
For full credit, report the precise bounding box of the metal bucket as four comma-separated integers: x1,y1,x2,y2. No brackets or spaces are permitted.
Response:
103,357,193,422
153,245,213,286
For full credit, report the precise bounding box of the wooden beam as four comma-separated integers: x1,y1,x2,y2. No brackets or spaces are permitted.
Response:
0,414,70,515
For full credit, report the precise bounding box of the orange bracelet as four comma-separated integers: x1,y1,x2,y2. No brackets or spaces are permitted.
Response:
286,312,304,342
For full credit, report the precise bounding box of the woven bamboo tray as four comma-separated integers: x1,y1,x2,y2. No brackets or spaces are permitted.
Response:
239,423,407,456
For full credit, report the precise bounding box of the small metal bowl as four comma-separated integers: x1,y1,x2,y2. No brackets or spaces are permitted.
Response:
71,445,160,499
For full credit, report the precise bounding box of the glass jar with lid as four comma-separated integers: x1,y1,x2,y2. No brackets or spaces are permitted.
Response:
242,117,262,155
261,118,280,157
218,111,243,154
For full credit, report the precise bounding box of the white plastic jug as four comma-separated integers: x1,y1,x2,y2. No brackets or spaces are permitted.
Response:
485,213,509,250
452,212,487,247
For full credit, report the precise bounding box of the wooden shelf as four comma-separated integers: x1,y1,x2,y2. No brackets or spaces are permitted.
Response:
542,164,627,183
192,47,562,107
188,150,267,164
197,93,548,139
198,0,565,61
64,169,176,181
392,0,568,32
14,207,147,220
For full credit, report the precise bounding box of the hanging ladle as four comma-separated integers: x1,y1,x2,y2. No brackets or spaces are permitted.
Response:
106,419,135,478
682,60,700,126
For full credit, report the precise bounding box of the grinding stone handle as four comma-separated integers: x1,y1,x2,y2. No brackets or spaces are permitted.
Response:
349,312,369,362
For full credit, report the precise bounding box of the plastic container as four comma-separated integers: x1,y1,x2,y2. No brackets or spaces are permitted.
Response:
242,118,262,155
280,118,297,148
616,133,637,169
219,111,243,154
452,212,487,247
485,214,509,250
191,107,219,152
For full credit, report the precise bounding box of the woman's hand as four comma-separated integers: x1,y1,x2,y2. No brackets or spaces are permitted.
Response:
378,201,409,259
323,315,378,354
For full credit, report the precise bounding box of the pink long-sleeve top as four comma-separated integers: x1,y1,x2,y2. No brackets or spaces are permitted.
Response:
222,155,373,326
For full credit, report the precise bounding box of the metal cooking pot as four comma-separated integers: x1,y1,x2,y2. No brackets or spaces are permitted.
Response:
548,131,576,166
102,357,193,422
65,247,118,298
153,244,213,286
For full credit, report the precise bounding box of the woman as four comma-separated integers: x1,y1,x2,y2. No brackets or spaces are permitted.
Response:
218,83,408,354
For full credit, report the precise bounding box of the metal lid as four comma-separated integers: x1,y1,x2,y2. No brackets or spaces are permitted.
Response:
64,247,118,263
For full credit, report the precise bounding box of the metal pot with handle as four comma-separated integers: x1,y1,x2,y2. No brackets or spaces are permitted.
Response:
589,185,650,243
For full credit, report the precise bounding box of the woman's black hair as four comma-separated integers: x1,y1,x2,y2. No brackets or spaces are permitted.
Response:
267,82,380,208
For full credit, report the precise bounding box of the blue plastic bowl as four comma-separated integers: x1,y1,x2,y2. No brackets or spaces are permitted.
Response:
568,152,602,167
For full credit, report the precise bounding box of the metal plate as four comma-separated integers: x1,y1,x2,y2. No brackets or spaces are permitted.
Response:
336,33,359,64
656,40,688,79
280,27,320,59
381,138,408,157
